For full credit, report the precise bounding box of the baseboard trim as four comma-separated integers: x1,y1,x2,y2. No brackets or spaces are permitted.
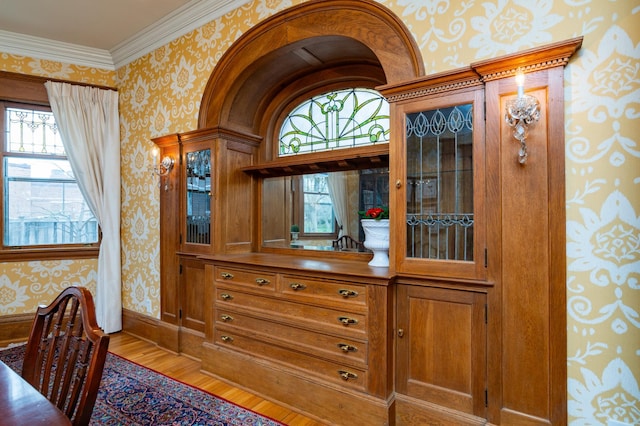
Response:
121,309,203,359
122,308,160,341
395,393,486,425
0,313,33,346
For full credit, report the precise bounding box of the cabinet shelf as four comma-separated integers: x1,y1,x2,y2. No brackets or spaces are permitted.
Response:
241,145,388,177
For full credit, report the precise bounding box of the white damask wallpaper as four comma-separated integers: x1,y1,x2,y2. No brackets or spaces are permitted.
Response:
0,0,638,424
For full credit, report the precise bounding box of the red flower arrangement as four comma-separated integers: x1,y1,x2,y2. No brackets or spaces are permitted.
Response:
359,206,389,220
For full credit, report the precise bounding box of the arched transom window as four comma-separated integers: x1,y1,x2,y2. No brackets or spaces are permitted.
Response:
279,88,389,156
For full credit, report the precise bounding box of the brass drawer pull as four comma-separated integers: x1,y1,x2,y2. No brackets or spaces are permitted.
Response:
338,289,358,298
220,293,233,300
220,314,233,322
338,316,358,326
338,370,358,381
221,335,234,342
338,343,358,352
289,282,307,291
255,278,270,286
221,272,234,279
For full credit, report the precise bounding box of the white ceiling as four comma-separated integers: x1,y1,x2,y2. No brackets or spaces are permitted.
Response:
0,0,249,69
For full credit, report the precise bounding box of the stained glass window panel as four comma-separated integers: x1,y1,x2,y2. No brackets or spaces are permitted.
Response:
279,88,389,156
405,103,474,261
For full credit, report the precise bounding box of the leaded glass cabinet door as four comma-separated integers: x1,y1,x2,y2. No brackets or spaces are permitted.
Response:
393,89,485,280
183,142,212,252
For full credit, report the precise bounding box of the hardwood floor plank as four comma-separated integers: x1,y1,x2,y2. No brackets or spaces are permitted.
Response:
108,332,326,425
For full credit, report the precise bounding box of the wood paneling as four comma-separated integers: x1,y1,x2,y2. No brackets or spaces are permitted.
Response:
179,256,206,333
484,65,569,425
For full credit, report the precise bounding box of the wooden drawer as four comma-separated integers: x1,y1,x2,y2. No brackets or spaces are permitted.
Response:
215,289,367,338
280,275,367,310
216,309,368,366
214,266,276,293
214,328,367,391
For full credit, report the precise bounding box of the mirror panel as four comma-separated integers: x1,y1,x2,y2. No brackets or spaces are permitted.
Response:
261,168,388,252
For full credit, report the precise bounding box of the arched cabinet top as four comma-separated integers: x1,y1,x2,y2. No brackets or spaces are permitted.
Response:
198,0,424,133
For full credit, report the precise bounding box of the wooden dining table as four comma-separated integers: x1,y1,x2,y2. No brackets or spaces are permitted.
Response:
0,359,71,425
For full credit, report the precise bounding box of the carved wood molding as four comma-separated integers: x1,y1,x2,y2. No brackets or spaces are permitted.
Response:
378,67,483,102
471,36,584,81
380,37,583,103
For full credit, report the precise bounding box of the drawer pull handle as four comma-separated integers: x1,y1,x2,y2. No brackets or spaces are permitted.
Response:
221,272,234,279
290,282,307,291
221,335,234,342
220,293,233,300
338,289,358,298
255,278,270,286
338,343,358,352
221,314,233,322
338,370,358,381
338,316,358,326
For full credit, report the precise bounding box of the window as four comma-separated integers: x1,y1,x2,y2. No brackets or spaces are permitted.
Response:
1,103,99,252
279,88,389,156
298,173,335,235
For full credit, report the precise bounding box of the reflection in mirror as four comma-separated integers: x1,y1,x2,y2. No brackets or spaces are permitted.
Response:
186,149,211,244
262,168,388,252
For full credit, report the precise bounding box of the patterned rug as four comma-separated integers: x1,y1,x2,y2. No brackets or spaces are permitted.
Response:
0,344,283,425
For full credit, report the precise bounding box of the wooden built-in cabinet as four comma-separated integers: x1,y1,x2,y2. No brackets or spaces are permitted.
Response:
152,128,258,357
153,35,582,426
379,37,582,425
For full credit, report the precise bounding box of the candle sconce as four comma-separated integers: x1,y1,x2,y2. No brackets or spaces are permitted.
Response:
151,147,175,190
505,69,540,164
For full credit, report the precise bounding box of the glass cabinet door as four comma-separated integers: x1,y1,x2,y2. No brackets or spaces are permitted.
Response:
406,104,473,261
396,90,485,279
185,147,211,245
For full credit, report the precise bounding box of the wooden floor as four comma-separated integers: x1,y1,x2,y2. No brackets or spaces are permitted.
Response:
108,331,325,426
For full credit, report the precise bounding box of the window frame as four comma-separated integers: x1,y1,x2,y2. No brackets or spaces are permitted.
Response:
292,174,338,239
0,73,99,261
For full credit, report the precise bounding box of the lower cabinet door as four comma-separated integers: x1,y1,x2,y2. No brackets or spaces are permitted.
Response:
180,256,206,333
396,284,487,417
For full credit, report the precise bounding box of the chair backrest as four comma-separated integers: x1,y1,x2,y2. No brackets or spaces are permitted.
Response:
332,235,363,250
22,286,110,426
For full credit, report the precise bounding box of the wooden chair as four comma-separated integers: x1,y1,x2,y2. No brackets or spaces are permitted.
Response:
22,286,110,426
332,234,363,250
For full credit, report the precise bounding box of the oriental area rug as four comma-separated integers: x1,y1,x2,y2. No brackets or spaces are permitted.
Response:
0,344,283,426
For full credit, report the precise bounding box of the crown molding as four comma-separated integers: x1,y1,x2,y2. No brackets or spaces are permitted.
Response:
111,0,250,69
0,0,251,71
0,30,115,70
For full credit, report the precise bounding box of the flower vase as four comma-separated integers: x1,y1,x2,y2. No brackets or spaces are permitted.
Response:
361,219,390,267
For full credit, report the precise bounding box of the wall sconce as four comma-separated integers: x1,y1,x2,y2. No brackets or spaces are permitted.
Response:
151,147,175,190
505,69,540,164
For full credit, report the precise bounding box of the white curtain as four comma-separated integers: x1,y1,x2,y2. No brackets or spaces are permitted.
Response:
45,81,122,334
327,172,349,237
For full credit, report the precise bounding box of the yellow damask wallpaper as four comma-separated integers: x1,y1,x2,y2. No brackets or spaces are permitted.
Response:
0,0,638,424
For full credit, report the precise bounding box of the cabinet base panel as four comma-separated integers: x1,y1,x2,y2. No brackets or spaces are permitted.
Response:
179,327,205,360
201,342,393,426
395,394,486,426
500,408,553,426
